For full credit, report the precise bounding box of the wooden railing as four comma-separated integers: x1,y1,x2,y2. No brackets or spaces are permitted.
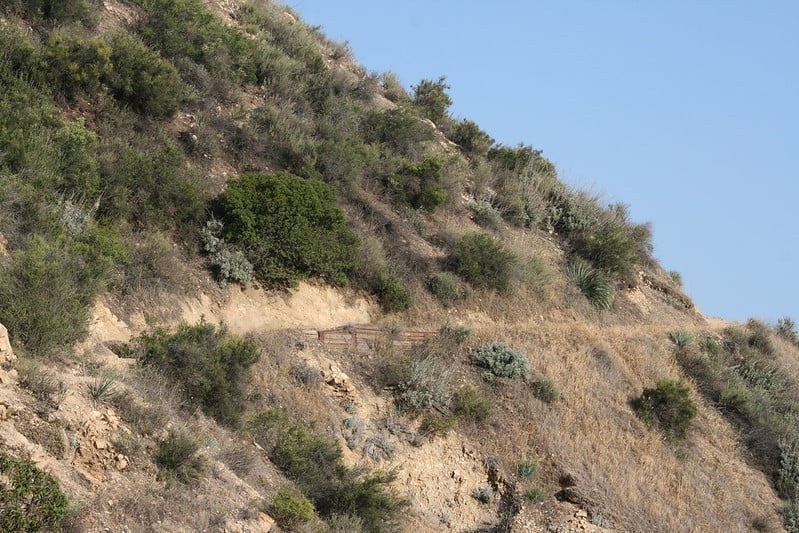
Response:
308,326,438,350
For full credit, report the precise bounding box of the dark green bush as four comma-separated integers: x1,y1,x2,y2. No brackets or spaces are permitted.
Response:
776,317,799,345
136,322,259,426
631,380,697,440
389,157,447,211
488,144,554,174
45,31,112,99
6,0,96,24
450,119,494,158
374,271,412,313
271,489,316,527
218,172,359,288
155,429,206,483
452,232,516,292
0,451,68,531
451,385,491,422
471,342,530,380
315,138,380,190
412,76,452,124
107,33,183,117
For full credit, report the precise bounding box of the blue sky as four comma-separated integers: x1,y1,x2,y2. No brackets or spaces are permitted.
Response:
289,1,799,324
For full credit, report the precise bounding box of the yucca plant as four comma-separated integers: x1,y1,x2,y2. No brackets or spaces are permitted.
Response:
87,376,117,403
565,260,614,310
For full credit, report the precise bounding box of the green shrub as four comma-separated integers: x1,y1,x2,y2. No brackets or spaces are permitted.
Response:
155,429,206,483
53,119,101,197
669,270,683,286
522,256,550,300
10,0,96,24
471,342,530,380
438,323,472,345
374,271,412,313
571,204,652,282
778,439,799,501
718,381,753,415
0,236,110,355
418,413,457,439
107,33,183,117
389,157,447,211
361,107,435,155
429,272,463,307
0,451,68,532
217,172,359,288
451,385,492,422
412,76,452,124
271,489,316,527
632,380,697,440
315,138,380,190
379,71,409,102
565,260,614,310
45,31,112,99
100,141,207,230
132,0,267,86
531,375,560,403
248,408,404,532
451,119,493,158
136,322,259,426
488,144,553,173
453,232,516,292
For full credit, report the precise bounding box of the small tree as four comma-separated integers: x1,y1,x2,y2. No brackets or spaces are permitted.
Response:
412,76,452,124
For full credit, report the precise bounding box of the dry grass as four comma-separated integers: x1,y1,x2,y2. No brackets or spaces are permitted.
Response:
462,319,784,532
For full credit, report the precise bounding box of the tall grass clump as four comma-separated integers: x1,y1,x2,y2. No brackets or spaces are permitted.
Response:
565,259,614,310
471,342,530,381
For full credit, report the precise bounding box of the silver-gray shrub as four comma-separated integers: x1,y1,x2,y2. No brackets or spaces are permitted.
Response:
397,357,451,412
201,218,254,288
471,342,530,380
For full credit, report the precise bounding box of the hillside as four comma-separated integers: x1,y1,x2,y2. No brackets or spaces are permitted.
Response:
1,1,799,532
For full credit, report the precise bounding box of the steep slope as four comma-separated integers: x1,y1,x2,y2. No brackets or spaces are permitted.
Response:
0,1,797,532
